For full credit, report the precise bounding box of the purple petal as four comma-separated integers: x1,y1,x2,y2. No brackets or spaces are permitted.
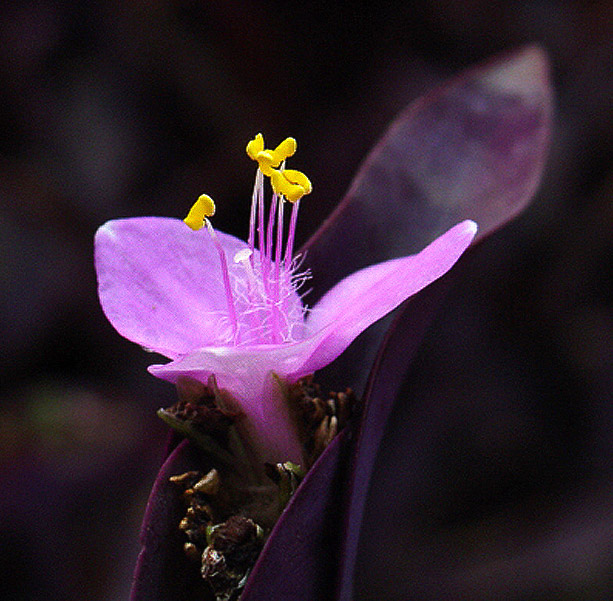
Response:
152,220,476,389
131,440,212,601
301,220,477,375
151,354,304,463
95,217,250,358
336,46,554,600
149,220,475,462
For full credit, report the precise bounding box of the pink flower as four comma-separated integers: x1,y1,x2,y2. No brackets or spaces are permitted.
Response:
95,137,477,464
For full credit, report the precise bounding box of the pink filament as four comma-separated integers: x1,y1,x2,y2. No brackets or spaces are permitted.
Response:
271,197,285,343
248,169,261,254
257,172,269,286
246,169,303,344
205,219,238,341
266,193,277,261
284,199,300,270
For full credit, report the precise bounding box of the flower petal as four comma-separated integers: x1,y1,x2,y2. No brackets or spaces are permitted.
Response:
300,220,477,376
149,348,308,463
148,220,475,462
95,217,250,358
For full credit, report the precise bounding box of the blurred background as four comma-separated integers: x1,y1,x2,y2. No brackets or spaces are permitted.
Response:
0,1,611,600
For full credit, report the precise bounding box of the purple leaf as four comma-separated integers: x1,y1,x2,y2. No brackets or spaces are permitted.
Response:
335,45,553,600
301,43,553,394
241,433,350,600
131,435,349,601
131,440,213,601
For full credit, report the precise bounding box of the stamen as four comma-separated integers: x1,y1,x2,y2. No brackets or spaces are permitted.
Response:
272,197,285,343
181,134,313,347
270,169,312,203
257,172,269,290
284,199,300,270
266,193,277,262
246,133,264,161
255,150,276,177
247,133,298,176
282,169,312,197
184,194,216,230
271,137,297,163
275,197,284,276
204,218,239,342
248,169,263,255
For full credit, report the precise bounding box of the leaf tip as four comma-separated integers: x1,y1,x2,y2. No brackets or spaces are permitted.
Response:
479,43,552,101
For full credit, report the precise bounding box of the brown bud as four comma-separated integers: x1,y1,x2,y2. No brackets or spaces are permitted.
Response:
183,542,201,563
193,468,220,496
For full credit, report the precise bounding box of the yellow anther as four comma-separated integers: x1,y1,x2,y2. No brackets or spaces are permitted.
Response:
272,137,297,162
255,150,276,176
247,134,298,175
184,194,216,230
282,169,312,195
246,133,264,161
270,168,312,203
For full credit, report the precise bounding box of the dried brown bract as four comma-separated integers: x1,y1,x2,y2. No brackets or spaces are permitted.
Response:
288,376,357,466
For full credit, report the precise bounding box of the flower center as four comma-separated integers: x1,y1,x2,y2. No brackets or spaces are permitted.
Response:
183,134,312,347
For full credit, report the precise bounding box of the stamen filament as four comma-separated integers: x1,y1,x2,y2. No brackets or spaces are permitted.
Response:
272,197,285,343
275,196,284,278
284,199,300,270
183,134,313,347
266,191,277,261
248,169,262,254
257,171,269,285
205,218,238,341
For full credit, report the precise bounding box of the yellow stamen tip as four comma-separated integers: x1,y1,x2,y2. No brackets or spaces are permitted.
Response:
282,169,312,196
270,168,312,203
256,149,279,175
184,194,216,230
247,134,299,176
246,133,264,160
273,137,297,161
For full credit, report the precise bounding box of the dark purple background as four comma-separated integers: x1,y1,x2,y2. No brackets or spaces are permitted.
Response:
1,2,611,600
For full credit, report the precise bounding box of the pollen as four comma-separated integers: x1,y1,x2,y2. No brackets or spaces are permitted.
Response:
271,137,297,162
246,133,264,161
246,133,298,177
270,168,312,203
184,194,216,231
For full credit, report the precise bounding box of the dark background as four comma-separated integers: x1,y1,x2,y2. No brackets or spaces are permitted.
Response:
1,2,611,600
